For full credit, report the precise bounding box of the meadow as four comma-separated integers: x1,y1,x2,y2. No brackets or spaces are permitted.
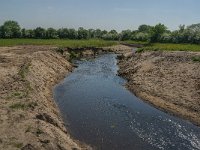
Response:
137,43,200,52
0,39,117,48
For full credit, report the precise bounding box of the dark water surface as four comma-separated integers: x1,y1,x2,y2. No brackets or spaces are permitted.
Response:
54,54,200,150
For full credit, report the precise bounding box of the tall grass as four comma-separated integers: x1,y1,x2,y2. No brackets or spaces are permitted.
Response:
137,43,200,52
0,39,117,48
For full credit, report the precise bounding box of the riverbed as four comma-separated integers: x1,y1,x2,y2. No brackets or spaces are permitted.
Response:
54,54,200,150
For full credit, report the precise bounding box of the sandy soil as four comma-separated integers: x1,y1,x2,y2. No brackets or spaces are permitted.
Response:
0,46,91,150
118,50,200,126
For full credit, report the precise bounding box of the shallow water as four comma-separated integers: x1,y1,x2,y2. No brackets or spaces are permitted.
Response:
54,54,200,150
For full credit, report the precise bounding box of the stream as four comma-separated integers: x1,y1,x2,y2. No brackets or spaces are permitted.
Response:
54,54,200,150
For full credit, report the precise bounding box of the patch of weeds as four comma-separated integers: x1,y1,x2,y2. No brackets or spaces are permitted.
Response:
18,63,31,79
69,51,80,60
136,48,144,53
10,101,38,110
10,103,26,110
56,47,64,55
13,142,23,148
36,128,44,136
27,102,38,109
12,91,26,99
192,56,200,62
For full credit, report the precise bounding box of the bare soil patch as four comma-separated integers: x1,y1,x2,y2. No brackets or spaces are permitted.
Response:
0,46,91,150
118,51,200,126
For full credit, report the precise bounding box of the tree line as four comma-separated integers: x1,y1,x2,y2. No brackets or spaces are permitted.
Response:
0,20,200,44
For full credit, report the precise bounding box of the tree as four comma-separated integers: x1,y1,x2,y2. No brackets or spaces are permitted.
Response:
21,28,26,38
46,28,58,39
134,32,150,41
160,33,172,43
1,20,21,38
138,24,152,33
78,27,88,39
26,29,35,38
0,26,3,38
88,29,95,39
150,23,167,42
179,25,185,33
120,30,132,41
68,29,77,39
34,27,46,39
109,30,118,34
94,29,103,38
102,32,119,40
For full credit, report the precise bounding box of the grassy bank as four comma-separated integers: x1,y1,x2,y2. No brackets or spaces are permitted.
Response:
0,39,117,48
137,43,200,52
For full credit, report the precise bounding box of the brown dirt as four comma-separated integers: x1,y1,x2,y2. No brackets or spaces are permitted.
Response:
118,50,200,126
0,46,91,150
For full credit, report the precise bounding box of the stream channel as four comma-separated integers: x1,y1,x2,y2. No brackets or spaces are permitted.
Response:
54,53,200,150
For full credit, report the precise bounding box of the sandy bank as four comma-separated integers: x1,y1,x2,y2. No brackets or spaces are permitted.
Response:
118,50,200,126
0,46,91,150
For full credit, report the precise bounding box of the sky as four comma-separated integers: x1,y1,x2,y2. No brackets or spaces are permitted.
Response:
0,0,199,31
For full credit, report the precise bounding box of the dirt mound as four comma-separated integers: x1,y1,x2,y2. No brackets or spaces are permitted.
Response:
118,51,200,126
0,46,91,150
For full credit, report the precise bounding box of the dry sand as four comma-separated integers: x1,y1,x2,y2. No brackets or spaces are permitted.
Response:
118,50,200,126
0,46,91,150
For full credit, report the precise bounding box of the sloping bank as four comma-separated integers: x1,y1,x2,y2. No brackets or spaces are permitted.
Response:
118,50,200,126
0,46,91,150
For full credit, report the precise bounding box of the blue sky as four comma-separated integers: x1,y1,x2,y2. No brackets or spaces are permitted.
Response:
0,0,199,31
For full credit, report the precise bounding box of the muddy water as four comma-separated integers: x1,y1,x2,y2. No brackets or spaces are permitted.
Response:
54,54,200,150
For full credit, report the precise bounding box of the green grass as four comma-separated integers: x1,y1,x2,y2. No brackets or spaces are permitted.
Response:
10,91,26,99
10,103,26,110
137,43,200,52
122,40,149,45
192,56,200,62
0,39,117,48
9,102,38,110
18,63,31,79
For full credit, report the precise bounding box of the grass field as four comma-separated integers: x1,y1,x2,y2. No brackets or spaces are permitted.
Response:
0,39,117,48
137,43,200,52
122,40,149,45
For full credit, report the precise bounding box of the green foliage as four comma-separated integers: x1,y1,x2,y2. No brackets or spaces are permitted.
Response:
34,27,46,39
120,30,132,41
0,20,200,45
0,20,21,38
46,28,58,39
150,23,168,42
78,27,89,39
138,24,152,33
